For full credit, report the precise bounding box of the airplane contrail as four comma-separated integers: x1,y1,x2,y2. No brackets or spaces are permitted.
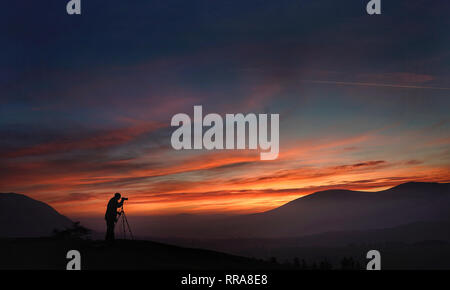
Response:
300,80,450,90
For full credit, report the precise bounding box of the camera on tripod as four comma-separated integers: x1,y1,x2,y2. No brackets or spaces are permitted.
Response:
122,197,128,201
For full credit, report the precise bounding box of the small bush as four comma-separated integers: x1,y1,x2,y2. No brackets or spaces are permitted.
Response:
52,222,91,240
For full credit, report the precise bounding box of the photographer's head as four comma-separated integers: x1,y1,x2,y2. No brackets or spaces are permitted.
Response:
114,192,121,200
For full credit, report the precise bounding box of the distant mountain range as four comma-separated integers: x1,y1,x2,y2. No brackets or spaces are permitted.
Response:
124,182,450,239
0,193,72,237
223,182,450,238
160,220,450,251
2,182,449,239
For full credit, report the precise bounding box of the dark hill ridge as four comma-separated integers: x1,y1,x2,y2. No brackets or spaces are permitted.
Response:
157,221,450,253
121,182,450,239
223,182,450,238
0,193,72,237
154,221,450,269
274,182,450,211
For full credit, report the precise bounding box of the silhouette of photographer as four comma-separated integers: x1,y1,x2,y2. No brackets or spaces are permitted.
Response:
105,192,127,242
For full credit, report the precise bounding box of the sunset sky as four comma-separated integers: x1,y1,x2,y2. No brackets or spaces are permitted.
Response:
1,1,449,218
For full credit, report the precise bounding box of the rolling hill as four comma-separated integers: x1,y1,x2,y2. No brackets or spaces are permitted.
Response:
0,193,73,237
114,182,450,239
225,182,450,238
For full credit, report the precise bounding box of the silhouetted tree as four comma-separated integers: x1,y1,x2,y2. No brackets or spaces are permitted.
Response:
293,257,300,268
52,222,91,240
319,259,333,270
301,259,308,270
341,257,359,270
341,257,349,270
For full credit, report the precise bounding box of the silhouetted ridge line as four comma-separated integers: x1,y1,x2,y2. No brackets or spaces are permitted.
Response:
0,192,73,238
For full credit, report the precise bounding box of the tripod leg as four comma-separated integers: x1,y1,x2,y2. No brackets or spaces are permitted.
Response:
117,212,126,239
122,212,134,240
122,213,126,239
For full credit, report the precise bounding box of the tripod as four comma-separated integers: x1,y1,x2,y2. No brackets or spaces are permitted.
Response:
117,205,134,240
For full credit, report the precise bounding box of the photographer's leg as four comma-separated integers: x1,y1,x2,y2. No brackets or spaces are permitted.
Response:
105,219,115,242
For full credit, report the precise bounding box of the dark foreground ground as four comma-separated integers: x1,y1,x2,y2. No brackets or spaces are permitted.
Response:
2,237,450,270
0,238,287,270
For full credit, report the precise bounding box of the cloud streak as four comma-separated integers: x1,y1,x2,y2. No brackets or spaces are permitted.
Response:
300,80,450,90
